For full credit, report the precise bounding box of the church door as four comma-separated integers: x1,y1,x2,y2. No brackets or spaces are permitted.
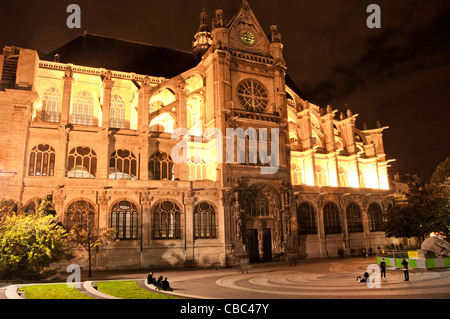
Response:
263,229,272,261
247,229,260,262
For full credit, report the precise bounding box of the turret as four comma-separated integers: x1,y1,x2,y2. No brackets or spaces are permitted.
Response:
192,8,212,61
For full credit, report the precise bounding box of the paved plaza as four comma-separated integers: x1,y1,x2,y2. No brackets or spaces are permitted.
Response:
1,257,450,300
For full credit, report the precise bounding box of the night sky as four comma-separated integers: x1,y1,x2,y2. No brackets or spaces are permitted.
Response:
1,0,449,182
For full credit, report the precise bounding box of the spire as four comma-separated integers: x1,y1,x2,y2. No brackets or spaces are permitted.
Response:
192,5,212,61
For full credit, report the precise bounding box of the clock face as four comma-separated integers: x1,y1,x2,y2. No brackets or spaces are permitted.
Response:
240,30,255,46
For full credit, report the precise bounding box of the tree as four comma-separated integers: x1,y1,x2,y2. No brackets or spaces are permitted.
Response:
0,197,73,275
0,197,24,219
384,157,450,240
429,156,450,185
66,207,116,277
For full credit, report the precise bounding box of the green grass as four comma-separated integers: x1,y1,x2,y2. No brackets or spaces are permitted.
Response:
95,280,183,299
19,283,94,299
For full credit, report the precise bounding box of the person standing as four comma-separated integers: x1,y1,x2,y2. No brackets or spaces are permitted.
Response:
401,258,409,281
379,258,387,280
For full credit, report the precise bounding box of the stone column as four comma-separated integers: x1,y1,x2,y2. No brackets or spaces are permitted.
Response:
184,188,195,266
60,66,73,125
101,72,114,129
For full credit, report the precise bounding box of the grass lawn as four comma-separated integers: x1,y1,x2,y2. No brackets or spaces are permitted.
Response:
19,283,94,299
95,280,184,299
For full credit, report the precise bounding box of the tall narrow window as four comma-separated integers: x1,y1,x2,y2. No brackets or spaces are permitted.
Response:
110,95,126,129
72,91,94,125
111,201,138,239
28,144,56,177
246,193,270,217
323,202,341,234
339,167,349,187
368,202,383,232
297,201,317,234
188,156,207,181
346,202,363,233
291,163,304,185
109,149,137,180
194,202,216,239
148,152,174,180
316,165,328,186
41,87,61,123
67,146,97,179
152,201,182,239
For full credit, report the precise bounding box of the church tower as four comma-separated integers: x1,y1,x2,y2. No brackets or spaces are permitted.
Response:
192,7,212,61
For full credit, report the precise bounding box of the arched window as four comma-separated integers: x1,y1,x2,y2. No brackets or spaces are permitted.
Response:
346,202,363,233
188,156,207,181
67,146,97,179
110,95,126,129
109,149,137,180
368,202,383,232
25,199,37,215
152,201,182,239
65,200,95,227
148,152,174,180
247,193,270,217
72,91,94,125
323,202,341,234
316,165,328,186
41,87,61,123
291,163,304,185
29,144,56,177
111,201,138,239
297,201,317,234
194,202,216,239
339,167,349,187
237,79,269,112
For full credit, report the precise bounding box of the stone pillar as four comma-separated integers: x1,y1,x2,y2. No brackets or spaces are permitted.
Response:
97,190,109,229
141,191,153,248
184,188,195,266
60,66,73,125
101,72,114,129
137,77,152,180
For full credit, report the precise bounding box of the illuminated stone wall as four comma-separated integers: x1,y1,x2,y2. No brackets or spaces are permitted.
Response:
0,1,397,269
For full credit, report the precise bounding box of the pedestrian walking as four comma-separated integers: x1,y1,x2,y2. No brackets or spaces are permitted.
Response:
379,258,386,280
401,258,409,281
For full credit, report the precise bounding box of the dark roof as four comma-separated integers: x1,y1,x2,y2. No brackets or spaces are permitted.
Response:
43,33,305,98
43,34,199,79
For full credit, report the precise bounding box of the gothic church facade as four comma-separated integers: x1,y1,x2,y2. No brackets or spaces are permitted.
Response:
0,1,395,269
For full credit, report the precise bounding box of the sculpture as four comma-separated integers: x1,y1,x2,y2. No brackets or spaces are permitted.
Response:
421,236,450,257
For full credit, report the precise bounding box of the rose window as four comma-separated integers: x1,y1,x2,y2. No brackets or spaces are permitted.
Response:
237,80,269,112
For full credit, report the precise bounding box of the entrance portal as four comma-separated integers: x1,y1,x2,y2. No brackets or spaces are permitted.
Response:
247,229,259,262
263,229,272,261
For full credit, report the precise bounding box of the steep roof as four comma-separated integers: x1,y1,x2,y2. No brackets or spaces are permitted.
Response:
42,33,305,99
43,33,199,79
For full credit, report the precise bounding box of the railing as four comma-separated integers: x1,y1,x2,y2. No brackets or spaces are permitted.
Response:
38,60,166,84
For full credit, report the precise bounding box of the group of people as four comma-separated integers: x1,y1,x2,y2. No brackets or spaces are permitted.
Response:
358,257,410,283
146,272,173,291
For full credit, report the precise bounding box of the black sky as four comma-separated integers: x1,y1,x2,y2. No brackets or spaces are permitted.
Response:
0,0,449,182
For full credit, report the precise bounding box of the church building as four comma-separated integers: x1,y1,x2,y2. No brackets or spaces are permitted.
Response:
0,1,396,269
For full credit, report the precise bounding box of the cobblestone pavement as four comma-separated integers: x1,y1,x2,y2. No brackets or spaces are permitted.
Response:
1,257,450,300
